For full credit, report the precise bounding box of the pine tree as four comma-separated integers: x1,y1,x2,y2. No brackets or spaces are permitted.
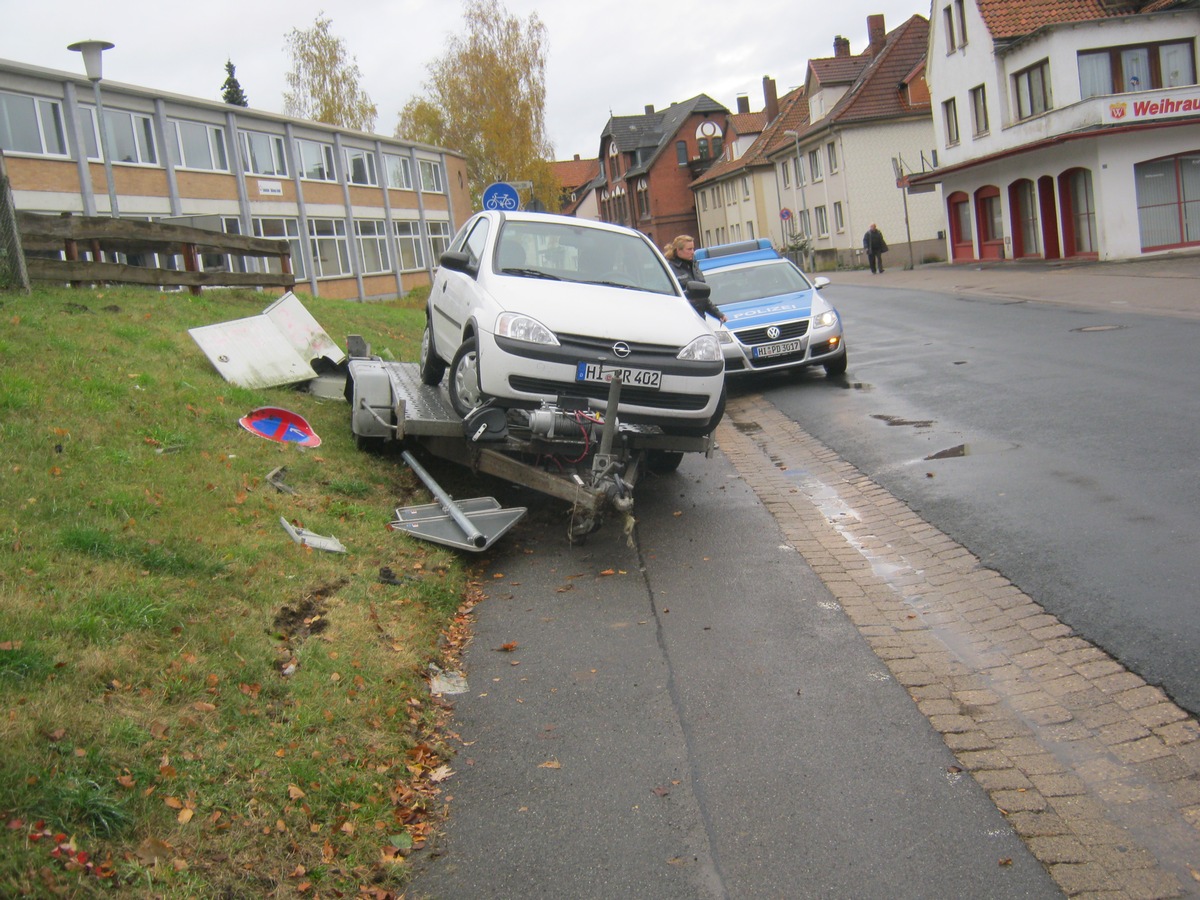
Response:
222,60,249,107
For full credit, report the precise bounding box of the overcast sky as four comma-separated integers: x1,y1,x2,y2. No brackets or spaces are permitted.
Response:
2,0,930,159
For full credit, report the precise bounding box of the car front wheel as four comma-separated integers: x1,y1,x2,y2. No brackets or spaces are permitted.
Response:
419,321,446,386
823,347,848,376
449,337,485,417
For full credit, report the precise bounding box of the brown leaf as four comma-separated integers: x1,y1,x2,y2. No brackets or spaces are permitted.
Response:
136,837,173,865
537,759,561,769
599,569,615,576
288,784,306,800
116,775,135,789
177,808,194,825
192,701,216,712
163,797,183,810
496,642,518,652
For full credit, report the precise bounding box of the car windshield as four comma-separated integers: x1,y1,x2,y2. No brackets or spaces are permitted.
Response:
705,260,814,307
494,221,677,295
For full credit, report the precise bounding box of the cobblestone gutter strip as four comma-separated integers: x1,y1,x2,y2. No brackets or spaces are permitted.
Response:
719,394,1200,900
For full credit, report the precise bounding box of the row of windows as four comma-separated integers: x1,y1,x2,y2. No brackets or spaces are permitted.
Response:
778,141,839,191
0,89,446,191
222,216,452,280
941,40,1196,146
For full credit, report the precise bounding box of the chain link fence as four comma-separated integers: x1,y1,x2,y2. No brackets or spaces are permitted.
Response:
0,152,31,293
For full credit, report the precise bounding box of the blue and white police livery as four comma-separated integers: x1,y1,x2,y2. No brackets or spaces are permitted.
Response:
695,239,847,377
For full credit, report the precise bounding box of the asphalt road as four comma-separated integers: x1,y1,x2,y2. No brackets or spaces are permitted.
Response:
755,281,1200,717
404,450,1059,899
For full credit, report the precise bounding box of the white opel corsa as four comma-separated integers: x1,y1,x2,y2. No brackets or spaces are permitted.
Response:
420,211,726,435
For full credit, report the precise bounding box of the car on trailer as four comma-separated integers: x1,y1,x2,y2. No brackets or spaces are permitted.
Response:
695,238,847,377
420,210,726,436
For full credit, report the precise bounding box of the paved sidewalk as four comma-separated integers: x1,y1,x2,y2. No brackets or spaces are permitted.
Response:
823,252,1200,320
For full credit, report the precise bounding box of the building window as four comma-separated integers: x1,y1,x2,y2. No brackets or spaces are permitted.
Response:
833,201,844,231
1078,41,1196,98
253,217,304,279
742,176,750,199
698,138,709,159
1010,179,1040,258
167,119,227,171
943,5,957,52
345,148,377,186
815,205,828,237
781,160,791,189
241,130,286,177
419,159,444,193
428,220,452,259
0,91,67,156
1135,153,1200,250
355,220,390,274
307,218,350,278
1014,59,1051,120
795,156,805,186
637,182,649,218
90,107,157,165
676,140,687,165
808,149,823,181
1065,168,1097,255
747,220,754,239
296,139,336,181
798,210,811,238
827,141,838,173
392,220,426,271
384,153,413,190
943,97,960,145
969,85,989,136
955,0,968,46
712,136,723,159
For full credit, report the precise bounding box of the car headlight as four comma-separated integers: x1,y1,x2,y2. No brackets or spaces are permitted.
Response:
814,310,839,329
678,333,722,361
496,312,559,345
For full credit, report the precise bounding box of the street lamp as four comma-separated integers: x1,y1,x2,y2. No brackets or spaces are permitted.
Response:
783,129,810,265
67,39,119,218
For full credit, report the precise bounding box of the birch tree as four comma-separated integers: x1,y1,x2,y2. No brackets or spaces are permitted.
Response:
396,0,556,209
283,14,377,132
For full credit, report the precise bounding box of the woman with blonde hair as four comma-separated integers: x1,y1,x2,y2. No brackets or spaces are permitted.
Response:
663,235,726,323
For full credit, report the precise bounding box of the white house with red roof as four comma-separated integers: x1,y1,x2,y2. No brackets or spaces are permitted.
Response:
694,14,945,270
914,0,1199,261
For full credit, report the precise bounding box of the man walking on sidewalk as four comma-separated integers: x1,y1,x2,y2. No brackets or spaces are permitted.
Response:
863,223,888,274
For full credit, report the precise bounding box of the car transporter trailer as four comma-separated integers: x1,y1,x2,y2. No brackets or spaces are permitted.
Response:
345,342,717,551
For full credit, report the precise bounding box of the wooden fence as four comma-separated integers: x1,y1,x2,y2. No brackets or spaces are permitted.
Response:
15,212,295,295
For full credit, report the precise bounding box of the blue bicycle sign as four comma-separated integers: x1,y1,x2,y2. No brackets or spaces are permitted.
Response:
482,182,520,211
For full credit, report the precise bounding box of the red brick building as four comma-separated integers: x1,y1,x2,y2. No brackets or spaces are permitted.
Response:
595,95,730,249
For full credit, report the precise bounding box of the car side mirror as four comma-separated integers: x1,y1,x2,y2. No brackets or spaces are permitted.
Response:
439,249,474,275
684,280,711,301
813,276,830,290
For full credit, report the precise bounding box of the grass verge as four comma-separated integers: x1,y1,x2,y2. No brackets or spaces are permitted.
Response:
0,284,473,897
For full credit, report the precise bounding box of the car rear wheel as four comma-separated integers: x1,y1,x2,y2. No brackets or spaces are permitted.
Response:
449,337,485,417
418,320,446,386
823,347,848,376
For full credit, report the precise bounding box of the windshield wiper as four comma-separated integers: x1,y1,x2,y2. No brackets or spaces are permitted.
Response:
500,267,562,280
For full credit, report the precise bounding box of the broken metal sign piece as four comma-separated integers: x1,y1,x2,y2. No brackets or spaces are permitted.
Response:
188,292,345,389
280,516,346,553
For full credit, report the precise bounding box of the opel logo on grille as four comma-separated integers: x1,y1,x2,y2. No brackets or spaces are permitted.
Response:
612,341,631,358
766,326,781,340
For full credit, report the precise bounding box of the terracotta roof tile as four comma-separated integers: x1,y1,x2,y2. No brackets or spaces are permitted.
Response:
975,0,1151,40
551,156,600,190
